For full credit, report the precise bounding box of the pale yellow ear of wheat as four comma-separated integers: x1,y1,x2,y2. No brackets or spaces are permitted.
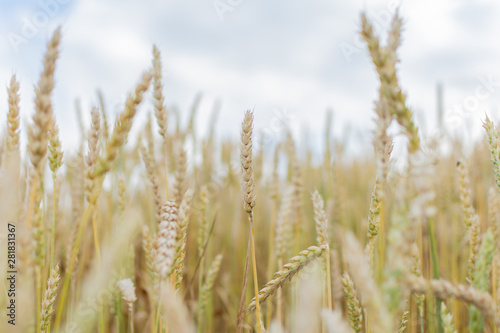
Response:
40,264,60,333
441,302,457,333
140,144,163,223
240,110,256,213
407,275,499,328
361,12,420,153
174,189,194,290
28,27,61,170
172,143,187,206
457,158,480,284
84,107,101,202
342,273,363,333
95,71,152,177
154,200,179,279
116,278,137,312
152,45,168,142
247,245,327,312
6,75,21,152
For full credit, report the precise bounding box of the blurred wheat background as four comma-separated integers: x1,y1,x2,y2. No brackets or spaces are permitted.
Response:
1,1,500,333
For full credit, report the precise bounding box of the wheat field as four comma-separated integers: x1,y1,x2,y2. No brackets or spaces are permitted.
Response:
1,10,499,333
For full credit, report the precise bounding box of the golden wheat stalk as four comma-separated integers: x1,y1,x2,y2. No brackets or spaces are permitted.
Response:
239,109,262,332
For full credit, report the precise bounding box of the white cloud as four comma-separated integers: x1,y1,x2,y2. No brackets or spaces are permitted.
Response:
0,0,498,157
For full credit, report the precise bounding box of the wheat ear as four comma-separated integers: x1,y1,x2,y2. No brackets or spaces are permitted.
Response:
154,200,179,279
140,145,163,223
174,189,194,290
312,189,333,310
172,143,187,206
6,75,21,152
95,71,152,177
40,264,60,333
361,12,420,153
484,115,500,192
342,273,363,333
457,158,481,284
441,302,457,333
96,89,109,141
312,190,328,246
48,119,63,270
407,275,499,328
117,278,137,333
240,110,262,331
28,27,61,170
488,187,500,244
411,244,425,326
469,230,496,332
398,306,409,333
152,45,168,142
84,107,101,202
247,245,327,312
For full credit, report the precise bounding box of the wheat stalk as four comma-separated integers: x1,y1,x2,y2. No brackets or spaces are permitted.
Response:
239,109,263,332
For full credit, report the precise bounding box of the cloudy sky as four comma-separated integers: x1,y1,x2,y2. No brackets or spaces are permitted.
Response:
0,0,499,156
